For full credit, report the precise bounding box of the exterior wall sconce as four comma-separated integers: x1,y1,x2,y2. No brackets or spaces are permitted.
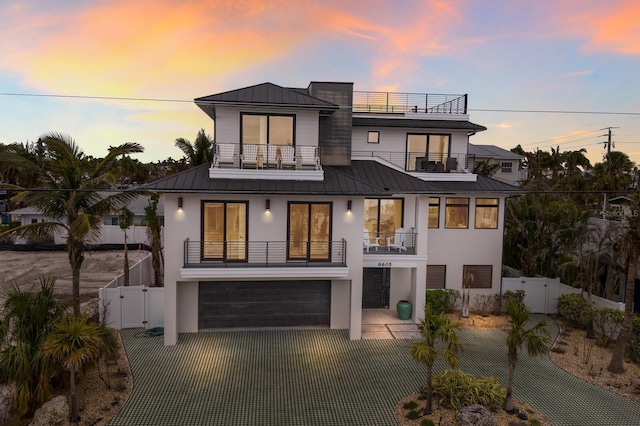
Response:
347,200,352,212
178,197,183,210
266,199,270,211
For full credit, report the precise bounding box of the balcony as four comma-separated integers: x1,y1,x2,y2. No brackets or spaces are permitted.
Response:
183,238,347,268
209,143,323,181
353,91,467,115
363,230,416,255
352,151,475,174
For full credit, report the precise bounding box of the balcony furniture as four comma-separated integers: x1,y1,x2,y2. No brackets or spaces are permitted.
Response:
280,145,296,169
363,228,380,252
386,228,407,252
298,146,320,170
266,144,279,168
415,157,428,171
242,144,259,169
446,157,458,172
216,143,236,167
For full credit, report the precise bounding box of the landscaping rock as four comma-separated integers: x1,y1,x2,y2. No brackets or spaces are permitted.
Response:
517,412,528,420
456,404,497,426
0,384,12,425
29,395,69,426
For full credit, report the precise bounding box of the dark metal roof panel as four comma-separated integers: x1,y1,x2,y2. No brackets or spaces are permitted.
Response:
434,175,524,194
194,82,338,109
352,117,487,132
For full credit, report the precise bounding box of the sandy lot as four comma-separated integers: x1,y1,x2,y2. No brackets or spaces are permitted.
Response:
0,249,144,307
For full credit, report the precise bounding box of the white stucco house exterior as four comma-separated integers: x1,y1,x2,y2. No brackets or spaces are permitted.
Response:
145,82,521,346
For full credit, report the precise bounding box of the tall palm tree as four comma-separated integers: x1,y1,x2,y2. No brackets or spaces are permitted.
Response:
41,314,107,422
504,302,550,411
174,128,213,166
473,160,501,177
118,206,135,286
563,148,591,174
0,277,66,417
410,304,463,414
145,193,164,287
0,133,144,315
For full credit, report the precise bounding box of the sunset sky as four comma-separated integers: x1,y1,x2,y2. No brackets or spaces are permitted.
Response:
1,0,639,166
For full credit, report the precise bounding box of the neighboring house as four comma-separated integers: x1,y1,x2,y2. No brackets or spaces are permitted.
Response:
7,194,163,245
468,143,526,184
145,81,521,346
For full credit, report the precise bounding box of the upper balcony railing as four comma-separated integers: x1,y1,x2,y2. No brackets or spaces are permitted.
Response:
353,151,475,173
353,91,468,115
183,238,347,268
212,143,321,170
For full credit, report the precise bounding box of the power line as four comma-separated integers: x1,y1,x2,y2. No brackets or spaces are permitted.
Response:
0,92,192,104
470,108,640,116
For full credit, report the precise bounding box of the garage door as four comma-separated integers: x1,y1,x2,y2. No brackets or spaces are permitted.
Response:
199,280,331,329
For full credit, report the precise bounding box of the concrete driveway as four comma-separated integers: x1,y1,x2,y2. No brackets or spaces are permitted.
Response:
110,318,640,425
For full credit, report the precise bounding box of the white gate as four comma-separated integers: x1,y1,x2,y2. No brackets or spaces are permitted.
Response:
99,285,164,330
502,277,561,314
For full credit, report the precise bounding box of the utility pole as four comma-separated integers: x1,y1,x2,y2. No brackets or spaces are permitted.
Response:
600,127,618,217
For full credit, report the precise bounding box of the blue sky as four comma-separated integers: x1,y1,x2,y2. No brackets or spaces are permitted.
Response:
0,0,639,165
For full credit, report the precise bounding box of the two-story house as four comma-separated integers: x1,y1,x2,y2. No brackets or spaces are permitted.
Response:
145,82,521,346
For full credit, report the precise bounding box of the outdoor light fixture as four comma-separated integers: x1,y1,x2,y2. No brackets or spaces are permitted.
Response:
266,199,270,211
178,197,183,210
347,200,352,212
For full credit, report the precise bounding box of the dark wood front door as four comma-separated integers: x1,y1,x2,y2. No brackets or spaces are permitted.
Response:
362,268,390,309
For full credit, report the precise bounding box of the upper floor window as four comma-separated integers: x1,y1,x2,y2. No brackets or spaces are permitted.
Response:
428,197,440,228
241,113,294,147
406,134,451,171
364,198,404,245
501,161,513,173
367,131,380,144
202,201,247,261
445,198,469,229
475,198,499,229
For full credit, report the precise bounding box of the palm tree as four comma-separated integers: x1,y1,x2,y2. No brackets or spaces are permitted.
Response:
0,277,66,417
41,314,107,422
473,160,501,177
118,206,135,286
410,304,463,414
563,148,591,174
504,302,550,411
174,128,213,166
145,193,164,287
0,133,144,315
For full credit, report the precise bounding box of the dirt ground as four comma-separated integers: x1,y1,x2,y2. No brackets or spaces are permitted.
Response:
0,249,143,307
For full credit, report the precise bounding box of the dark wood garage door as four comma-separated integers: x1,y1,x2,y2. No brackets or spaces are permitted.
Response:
199,280,331,329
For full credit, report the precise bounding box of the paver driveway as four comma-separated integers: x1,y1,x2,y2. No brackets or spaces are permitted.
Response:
110,318,640,425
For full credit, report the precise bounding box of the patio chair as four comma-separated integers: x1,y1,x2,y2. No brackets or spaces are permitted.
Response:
241,144,259,169
266,144,279,168
386,227,407,252
298,146,320,170
280,145,296,169
216,143,235,167
363,228,380,252
446,157,458,172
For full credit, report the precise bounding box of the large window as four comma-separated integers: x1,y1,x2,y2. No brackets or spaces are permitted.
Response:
428,197,440,228
364,198,404,246
427,265,446,289
475,198,499,229
202,201,247,261
406,134,450,171
445,198,469,229
241,113,294,146
288,202,331,260
463,265,493,289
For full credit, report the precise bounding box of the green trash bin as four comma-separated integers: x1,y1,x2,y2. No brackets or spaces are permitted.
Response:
396,300,412,320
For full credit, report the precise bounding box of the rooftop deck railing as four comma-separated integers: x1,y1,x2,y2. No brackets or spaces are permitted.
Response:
183,238,347,268
353,91,467,115
352,151,475,172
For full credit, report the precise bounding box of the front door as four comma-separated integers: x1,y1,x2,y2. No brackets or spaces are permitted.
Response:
362,268,390,308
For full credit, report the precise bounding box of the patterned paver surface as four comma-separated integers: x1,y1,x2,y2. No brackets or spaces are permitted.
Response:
110,317,640,425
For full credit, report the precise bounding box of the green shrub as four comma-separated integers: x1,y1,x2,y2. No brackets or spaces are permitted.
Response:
429,369,506,410
403,400,419,410
503,290,525,309
530,419,542,426
592,307,624,347
426,289,459,314
471,294,501,315
550,346,566,354
406,410,421,420
556,293,593,329
420,419,435,426
627,315,640,363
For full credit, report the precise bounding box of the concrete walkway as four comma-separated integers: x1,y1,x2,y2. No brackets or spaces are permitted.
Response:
110,318,640,425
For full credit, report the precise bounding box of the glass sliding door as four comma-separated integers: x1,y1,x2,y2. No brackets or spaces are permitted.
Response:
364,198,403,247
288,202,331,261
202,202,247,261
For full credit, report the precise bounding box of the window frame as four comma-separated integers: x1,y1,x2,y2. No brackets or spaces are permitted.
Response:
286,201,333,261
474,198,499,229
428,197,440,228
364,198,405,245
501,161,513,173
445,197,469,229
240,112,296,147
405,133,452,171
463,265,493,289
367,131,380,144
201,200,249,262
426,265,446,289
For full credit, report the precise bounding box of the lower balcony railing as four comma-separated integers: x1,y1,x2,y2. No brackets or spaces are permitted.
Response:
352,151,474,173
183,238,347,268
